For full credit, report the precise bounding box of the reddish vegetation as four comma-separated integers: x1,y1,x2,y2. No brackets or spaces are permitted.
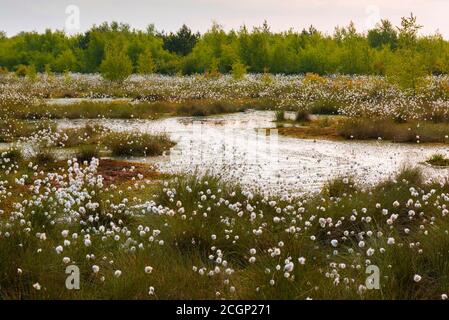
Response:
97,159,165,185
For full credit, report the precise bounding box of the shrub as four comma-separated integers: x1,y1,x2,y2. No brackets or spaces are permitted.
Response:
0,66,9,75
14,65,29,77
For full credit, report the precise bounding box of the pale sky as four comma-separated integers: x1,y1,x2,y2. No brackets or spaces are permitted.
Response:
1,0,449,38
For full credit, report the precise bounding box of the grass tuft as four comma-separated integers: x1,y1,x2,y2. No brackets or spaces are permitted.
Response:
104,132,175,157
426,153,449,167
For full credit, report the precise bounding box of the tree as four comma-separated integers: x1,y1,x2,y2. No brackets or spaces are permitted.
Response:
367,20,398,49
162,24,199,56
100,41,133,82
206,58,220,78
386,14,427,91
44,63,53,76
231,61,247,80
53,49,77,73
137,48,156,74
246,22,271,72
26,64,37,80
397,13,422,49
1,19,449,77
386,50,426,91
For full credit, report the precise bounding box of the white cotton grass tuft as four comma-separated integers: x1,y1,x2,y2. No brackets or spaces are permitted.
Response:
55,245,63,254
144,266,153,274
284,262,294,272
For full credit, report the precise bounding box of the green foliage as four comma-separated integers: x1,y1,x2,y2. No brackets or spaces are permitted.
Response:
104,132,174,157
206,58,220,78
231,61,247,80
0,16,447,77
161,24,199,56
44,63,53,76
337,118,449,143
14,65,28,77
367,20,398,49
426,153,449,167
76,145,100,162
275,110,285,122
137,48,155,74
53,49,77,73
385,14,427,90
100,41,133,82
386,49,427,91
26,64,37,80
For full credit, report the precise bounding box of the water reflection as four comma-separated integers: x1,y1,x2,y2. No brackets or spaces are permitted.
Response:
57,110,449,196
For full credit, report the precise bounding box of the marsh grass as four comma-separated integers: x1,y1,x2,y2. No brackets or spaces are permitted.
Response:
20,101,171,120
323,176,356,198
56,124,109,148
1,161,449,299
8,99,263,121
4,74,449,300
307,99,341,115
32,147,56,165
295,110,312,122
337,118,449,143
75,145,101,163
426,153,449,167
104,132,175,157
175,100,246,117
0,119,56,142
1,146,23,163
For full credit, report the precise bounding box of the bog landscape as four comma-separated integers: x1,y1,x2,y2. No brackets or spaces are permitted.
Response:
2,12,449,300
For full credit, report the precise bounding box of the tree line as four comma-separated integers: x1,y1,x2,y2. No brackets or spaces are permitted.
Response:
0,14,448,86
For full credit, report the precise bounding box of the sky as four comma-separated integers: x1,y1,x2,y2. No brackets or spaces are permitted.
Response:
1,0,449,38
